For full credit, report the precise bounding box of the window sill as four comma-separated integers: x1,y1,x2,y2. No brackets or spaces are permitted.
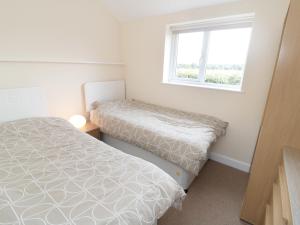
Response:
161,80,245,93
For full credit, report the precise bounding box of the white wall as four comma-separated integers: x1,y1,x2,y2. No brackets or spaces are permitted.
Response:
122,0,290,168
0,0,124,119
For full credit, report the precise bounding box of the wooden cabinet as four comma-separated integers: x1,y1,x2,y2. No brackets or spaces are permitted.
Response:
262,148,299,225
81,122,100,139
240,0,300,224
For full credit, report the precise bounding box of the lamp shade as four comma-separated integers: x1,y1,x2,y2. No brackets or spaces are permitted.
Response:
69,115,86,129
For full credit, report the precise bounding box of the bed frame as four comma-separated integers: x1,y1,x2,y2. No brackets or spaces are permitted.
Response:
0,87,48,122
84,80,199,189
0,87,159,225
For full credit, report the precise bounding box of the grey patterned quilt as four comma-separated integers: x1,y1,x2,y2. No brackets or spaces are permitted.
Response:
90,100,228,175
0,118,185,225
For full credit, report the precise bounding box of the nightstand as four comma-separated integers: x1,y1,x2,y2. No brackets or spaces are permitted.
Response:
81,122,100,139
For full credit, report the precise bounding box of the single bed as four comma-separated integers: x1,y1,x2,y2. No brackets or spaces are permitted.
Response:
84,81,228,189
0,88,185,225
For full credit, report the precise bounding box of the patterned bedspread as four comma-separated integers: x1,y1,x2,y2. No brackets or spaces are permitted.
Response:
0,118,185,225
90,100,228,175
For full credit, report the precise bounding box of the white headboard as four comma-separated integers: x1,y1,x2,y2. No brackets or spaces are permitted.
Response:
0,87,48,123
84,80,125,112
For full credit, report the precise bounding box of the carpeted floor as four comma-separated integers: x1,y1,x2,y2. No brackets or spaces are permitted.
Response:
158,160,250,225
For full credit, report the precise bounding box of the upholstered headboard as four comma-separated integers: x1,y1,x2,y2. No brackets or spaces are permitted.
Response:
0,87,48,123
84,80,125,112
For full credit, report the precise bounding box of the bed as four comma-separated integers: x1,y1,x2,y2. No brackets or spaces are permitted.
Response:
84,81,228,189
0,88,185,225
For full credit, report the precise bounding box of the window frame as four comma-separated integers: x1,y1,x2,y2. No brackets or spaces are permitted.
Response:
164,14,255,92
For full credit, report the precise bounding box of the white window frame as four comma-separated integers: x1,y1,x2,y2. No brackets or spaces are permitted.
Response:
163,13,255,92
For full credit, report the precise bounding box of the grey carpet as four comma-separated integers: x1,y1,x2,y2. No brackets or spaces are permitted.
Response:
159,160,250,225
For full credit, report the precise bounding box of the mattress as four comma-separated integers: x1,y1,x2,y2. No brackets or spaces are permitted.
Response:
90,100,228,175
0,117,185,225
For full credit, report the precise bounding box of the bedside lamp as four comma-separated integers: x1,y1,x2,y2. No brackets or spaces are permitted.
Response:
69,115,86,129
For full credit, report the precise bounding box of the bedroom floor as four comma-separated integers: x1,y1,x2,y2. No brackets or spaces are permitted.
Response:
159,160,250,225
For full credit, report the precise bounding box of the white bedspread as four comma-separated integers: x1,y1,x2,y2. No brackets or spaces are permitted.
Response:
91,100,228,175
0,118,185,225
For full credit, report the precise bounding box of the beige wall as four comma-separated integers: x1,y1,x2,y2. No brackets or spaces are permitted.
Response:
0,0,124,119
122,0,290,166
0,0,290,167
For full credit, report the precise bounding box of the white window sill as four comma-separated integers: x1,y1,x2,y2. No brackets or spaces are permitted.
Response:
161,80,245,93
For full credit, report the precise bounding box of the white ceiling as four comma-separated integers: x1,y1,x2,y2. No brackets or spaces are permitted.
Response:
101,0,239,21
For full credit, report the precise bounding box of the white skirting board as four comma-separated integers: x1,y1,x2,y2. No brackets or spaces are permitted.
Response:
208,152,251,173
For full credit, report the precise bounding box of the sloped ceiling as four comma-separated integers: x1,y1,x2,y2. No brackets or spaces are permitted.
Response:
101,0,239,21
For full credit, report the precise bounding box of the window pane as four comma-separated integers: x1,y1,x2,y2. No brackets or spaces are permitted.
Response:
205,28,252,86
175,32,203,80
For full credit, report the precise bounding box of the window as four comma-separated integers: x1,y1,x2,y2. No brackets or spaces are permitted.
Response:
163,14,254,91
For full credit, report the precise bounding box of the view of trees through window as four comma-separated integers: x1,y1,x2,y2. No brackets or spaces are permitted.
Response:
176,64,243,85
174,27,252,87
